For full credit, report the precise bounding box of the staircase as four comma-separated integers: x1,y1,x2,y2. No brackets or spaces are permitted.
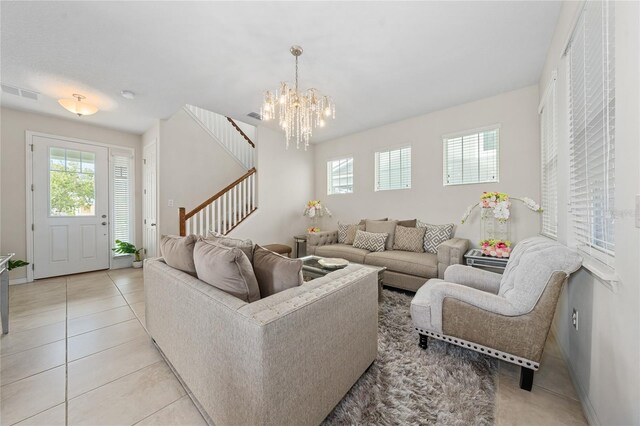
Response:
179,106,257,236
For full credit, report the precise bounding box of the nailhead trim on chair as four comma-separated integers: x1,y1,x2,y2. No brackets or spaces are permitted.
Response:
415,328,540,371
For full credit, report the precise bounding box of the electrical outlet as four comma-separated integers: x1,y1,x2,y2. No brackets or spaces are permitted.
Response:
572,309,579,331
168,199,174,207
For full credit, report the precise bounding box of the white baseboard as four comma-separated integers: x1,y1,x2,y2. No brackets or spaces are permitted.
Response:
552,327,601,426
9,278,28,285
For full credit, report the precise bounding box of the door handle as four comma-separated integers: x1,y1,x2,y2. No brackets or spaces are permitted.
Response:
151,223,156,227
101,222,107,226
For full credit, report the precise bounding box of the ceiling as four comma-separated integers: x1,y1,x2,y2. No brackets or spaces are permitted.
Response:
1,1,561,141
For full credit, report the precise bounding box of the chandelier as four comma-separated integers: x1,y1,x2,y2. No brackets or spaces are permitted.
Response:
261,45,335,149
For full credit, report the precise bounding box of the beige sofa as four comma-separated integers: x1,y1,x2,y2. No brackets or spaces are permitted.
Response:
144,258,379,426
307,230,469,292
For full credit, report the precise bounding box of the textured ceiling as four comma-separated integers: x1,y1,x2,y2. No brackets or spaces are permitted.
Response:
1,1,561,141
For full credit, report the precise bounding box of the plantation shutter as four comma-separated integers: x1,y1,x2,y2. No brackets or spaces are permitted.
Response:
540,74,558,238
443,127,499,185
111,151,133,248
375,147,411,191
568,0,615,261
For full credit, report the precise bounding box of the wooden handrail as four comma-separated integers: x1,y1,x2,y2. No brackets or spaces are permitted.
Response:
182,167,256,221
227,117,256,148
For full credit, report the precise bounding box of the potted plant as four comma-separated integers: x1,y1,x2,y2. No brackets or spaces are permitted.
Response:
112,240,144,268
8,259,29,271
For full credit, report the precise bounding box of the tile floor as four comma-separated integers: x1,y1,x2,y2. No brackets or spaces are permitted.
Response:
1,268,587,425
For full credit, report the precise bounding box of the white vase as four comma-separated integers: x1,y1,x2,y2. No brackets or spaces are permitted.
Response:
480,208,510,241
132,261,143,269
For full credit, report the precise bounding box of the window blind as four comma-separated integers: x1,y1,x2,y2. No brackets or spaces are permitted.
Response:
327,157,354,194
375,147,411,191
443,127,499,185
540,76,558,238
568,0,615,261
112,153,133,248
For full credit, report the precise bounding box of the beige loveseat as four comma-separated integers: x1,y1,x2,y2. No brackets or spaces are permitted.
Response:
307,230,469,292
145,258,379,426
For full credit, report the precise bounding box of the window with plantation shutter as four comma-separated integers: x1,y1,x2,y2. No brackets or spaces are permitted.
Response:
375,146,411,191
540,73,558,238
327,157,354,194
111,151,133,251
443,127,499,186
568,0,615,263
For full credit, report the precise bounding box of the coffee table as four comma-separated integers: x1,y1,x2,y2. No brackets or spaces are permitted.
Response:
300,255,385,301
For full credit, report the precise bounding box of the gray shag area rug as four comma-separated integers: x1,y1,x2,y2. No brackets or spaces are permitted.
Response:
323,289,497,426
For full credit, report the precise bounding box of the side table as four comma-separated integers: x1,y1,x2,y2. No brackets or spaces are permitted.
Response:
464,248,509,272
0,253,14,334
294,234,308,258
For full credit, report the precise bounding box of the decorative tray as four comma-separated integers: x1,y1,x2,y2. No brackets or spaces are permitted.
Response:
318,258,349,269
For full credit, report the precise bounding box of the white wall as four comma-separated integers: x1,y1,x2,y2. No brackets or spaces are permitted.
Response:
156,108,246,236
0,107,143,281
313,85,541,247
541,2,640,424
229,125,315,248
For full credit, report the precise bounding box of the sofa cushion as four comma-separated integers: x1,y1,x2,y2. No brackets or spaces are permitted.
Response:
206,231,254,262
338,223,365,245
396,219,417,228
393,225,426,252
193,240,261,303
365,250,438,278
358,217,388,225
253,245,303,298
315,244,370,264
365,220,398,250
160,234,197,275
417,221,455,254
353,230,388,252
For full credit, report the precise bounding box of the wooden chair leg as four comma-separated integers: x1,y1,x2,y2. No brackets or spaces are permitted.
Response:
519,367,534,391
419,334,428,349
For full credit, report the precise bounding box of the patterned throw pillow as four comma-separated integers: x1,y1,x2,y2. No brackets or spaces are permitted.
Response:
352,230,388,252
345,224,365,245
417,221,455,254
393,225,426,252
338,223,365,245
337,223,349,244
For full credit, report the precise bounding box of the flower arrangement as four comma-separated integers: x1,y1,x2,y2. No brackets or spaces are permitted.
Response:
307,227,321,233
480,239,512,257
461,192,542,224
303,200,332,219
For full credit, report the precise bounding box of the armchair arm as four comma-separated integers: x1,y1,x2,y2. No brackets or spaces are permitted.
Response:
443,264,502,294
306,230,338,255
436,238,470,278
425,281,518,333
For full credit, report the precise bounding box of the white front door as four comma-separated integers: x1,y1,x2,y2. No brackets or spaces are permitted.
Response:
143,142,158,257
32,136,110,278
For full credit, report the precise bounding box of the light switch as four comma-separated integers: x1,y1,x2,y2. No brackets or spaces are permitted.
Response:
168,199,174,207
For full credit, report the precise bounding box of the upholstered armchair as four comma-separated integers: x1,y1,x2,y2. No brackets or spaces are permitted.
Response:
410,237,582,391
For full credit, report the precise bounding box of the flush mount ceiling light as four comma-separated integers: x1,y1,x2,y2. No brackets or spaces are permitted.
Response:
261,45,335,150
120,90,135,100
58,94,98,117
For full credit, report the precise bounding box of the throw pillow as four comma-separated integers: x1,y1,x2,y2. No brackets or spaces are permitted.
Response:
358,217,388,225
253,245,303,298
337,223,349,244
396,219,417,228
345,224,365,245
393,225,426,252
206,231,254,262
193,240,261,303
365,220,398,251
352,230,388,252
160,234,197,275
417,221,455,254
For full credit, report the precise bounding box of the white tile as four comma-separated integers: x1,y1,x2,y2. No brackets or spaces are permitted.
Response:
68,318,148,361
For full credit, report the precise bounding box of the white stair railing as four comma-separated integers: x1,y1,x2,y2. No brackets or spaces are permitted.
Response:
184,104,255,169
180,168,257,236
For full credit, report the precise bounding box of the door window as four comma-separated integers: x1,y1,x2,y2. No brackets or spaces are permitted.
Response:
49,147,96,216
